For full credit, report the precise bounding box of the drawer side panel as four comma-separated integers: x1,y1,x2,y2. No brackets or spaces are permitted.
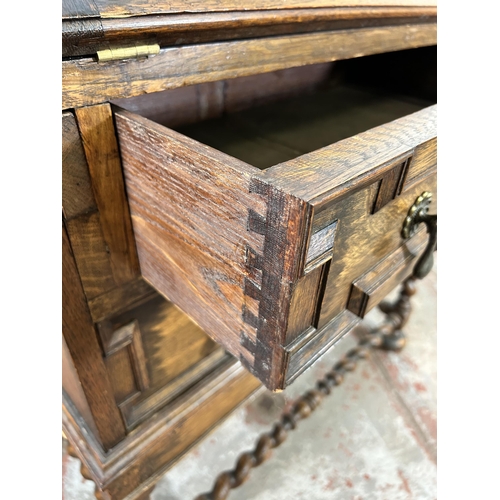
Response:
114,109,267,366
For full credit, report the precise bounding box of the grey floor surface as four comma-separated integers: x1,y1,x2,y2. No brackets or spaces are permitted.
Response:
63,263,437,500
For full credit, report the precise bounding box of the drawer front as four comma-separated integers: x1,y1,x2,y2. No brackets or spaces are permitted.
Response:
114,104,436,390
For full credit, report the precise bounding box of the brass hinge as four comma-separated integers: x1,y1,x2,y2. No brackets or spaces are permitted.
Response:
97,44,160,62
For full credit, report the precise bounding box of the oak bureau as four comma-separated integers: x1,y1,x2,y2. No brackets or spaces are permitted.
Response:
62,1,437,498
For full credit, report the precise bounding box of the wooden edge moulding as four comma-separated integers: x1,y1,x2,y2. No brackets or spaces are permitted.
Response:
62,6,436,57
62,0,436,20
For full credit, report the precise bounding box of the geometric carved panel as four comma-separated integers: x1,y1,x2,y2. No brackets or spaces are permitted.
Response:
347,229,427,318
372,154,412,214
98,320,150,406
315,171,436,331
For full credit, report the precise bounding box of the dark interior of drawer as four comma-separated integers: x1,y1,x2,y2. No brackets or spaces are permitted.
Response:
114,46,436,170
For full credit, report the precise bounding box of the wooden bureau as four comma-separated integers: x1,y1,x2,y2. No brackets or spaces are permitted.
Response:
62,2,436,498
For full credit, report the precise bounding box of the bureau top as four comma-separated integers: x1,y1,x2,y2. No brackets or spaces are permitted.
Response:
62,0,436,109
62,0,437,60
63,0,437,20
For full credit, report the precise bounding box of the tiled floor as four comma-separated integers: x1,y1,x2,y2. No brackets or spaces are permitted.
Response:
63,263,437,500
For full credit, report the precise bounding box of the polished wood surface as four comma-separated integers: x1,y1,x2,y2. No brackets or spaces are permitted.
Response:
87,277,156,323
347,229,427,318
114,105,265,367
315,171,436,325
62,7,437,495
62,223,127,450
63,24,436,109
114,61,436,389
100,294,224,429
63,359,261,500
62,7,436,57
63,0,437,19
62,112,96,220
62,335,100,438
75,105,140,285
265,107,436,201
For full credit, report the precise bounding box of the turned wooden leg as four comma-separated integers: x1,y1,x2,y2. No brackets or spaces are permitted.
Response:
375,277,417,352
65,439,78,459
95,488,113,500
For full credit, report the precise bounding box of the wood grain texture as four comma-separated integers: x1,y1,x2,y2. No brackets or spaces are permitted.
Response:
112,81,226,130
114,104,317,389
316,174,437,329
62,112,97,220
285,264,325,344
62,1,436,20
100,319,150,393
105,348,138,405
62,11,437,500
62,336,100,439
75,104,140,286
63,222,126,450
371,158,407,213
347,229,426,317
402,137,437,191
105,361,260,500
63,18,105,58
114,108,265,259
63,106,140,301
120,66,330,161
62,7,436,57
245,180,311,389
176,117,301,171
285,309,359,383
96,293,222,429
87,277,156,323
305,220,338,270
62,359,262,499
265,105,437,205
164,80,435,345
114,107,266,368
114,298,219,392
175,83,429,170
113,79,435,389
62,0,99,18
63,24,436,109
223,63,333,114
93,1,437,19
65,211,117,299
121,350,227,429
285,105,437,332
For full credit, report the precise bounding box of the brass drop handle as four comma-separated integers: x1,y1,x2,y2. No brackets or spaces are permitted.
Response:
402,192,437,280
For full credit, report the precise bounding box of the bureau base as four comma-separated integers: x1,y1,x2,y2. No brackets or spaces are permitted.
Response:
63,359,261,500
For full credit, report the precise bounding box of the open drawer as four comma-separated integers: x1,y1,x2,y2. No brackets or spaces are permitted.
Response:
113,52,437,391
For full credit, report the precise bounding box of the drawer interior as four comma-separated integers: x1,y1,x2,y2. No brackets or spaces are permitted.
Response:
175,86,429,170
114,46,436,170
